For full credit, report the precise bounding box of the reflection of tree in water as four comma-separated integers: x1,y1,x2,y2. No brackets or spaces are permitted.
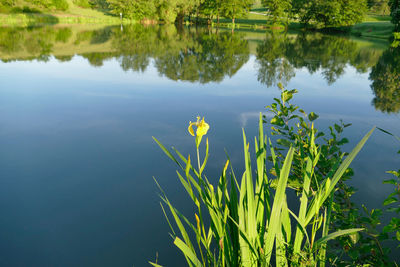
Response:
81,52,115,67
0,26,72,62
369,47,400,113
155,32,249,83
0,25,386,86
256,32,295,87
110,25,249,83
256,32,382,87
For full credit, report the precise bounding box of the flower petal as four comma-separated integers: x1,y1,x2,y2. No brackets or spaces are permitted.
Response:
188,121,196,136
196,120,209,137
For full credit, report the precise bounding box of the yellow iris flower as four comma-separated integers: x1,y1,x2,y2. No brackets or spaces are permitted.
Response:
188,116,210,138
188,116,210,148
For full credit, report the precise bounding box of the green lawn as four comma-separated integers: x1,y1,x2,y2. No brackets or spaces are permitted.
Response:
0,0,132,25
351,21,394,39
364,14,392,22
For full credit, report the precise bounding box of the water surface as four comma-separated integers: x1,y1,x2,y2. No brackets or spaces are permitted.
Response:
0,25,399,266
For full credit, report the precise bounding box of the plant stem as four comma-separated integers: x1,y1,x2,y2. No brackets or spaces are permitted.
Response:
197,147,201,176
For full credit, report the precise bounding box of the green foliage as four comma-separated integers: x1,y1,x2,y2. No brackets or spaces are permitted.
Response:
199,0,224,21
291,0,368,27
73,0,91,8
106,0,156,20
52,0,69,11
382,169,400,243
265,86,399,266
221,0,253,23
369,46,400,113
152,90,373,266
31,0,69,11
90,0,108,9
368,0,390,15
390,0,400,30
106,0,203,23
0,0,69,12
262,0,291,23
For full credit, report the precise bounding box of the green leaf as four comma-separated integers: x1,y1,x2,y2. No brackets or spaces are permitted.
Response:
153,137,183,169
349,232,360,245
314,228,364,248
376,127,400,143
383,179,397,185
277,138,292,147
264,146,295,264
337,138,349,145
149,262,163,267
305,127,375,225
174,237,202,267
334,124,342,133
271,117,285,126
308,112,319,121
383,197,398,206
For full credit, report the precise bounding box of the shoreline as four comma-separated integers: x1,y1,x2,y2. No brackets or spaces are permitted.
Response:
0,13,394,39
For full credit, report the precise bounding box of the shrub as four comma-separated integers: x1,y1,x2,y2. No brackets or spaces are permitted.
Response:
73,0,91,8
52,0,69,11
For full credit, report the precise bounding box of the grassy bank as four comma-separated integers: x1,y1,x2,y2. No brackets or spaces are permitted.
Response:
0,13,134,26
201,11,394,39
0,0,135,25
0,1,394,39
350,21,394,39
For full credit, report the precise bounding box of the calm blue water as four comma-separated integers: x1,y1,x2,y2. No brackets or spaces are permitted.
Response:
0,25,399,266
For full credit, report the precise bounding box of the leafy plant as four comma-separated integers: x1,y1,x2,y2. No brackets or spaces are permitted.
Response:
152,102,373,266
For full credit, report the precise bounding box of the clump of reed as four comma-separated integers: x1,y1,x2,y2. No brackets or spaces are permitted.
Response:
151,91,374,266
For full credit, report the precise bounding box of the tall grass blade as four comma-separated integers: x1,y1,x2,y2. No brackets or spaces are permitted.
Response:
305,127,375,225
264,146,295,264
314,228,364,249
174,237,203,267
293,157,313,253
153,137,183,169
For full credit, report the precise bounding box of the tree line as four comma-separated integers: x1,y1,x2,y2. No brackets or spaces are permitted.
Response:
105,0,395,27
1,0,398,28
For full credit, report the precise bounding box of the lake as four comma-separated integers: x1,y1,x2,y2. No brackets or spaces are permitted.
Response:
0,24,399,266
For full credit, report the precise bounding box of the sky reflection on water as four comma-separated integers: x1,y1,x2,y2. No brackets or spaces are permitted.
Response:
0,25,399,266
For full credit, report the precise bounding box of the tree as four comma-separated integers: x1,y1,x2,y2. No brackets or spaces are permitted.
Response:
291,0,368,27
389,0,400,30
106,0,156,20
221,0,253,24
174,0,203,24
262,0,292,23
368,0,390,15
199,0,224,23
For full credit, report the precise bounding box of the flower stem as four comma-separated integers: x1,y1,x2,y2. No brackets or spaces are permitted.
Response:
197,147,201,176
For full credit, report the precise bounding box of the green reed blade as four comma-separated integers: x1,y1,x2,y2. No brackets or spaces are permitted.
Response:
149,262,164,267
174,237,203,267
314,228,364,249
200,138,209,175
243,129,258,248
153,137,183,169
293,156,313,254
305,127,375,225
264,146,295,264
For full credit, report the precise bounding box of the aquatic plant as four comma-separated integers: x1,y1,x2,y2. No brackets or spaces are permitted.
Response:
151,92,374,266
